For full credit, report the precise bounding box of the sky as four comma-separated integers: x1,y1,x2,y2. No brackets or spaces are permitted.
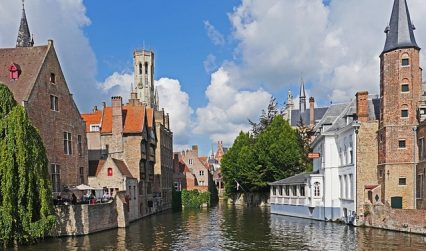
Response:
1,0,426,155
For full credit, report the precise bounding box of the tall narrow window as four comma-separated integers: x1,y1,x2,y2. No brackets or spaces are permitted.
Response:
420,138,425,161
144,62,148,74
50,73,56,84
417,174,424,199
79,167,84,184
139,63,143,75
300,185,305,197
64,132,72,155
77,135,82,156
50,95,58,111
314,182,320,197
349,174,353,199
51,164,60,193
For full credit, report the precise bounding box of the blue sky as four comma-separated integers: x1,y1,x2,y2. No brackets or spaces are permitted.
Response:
2,0,426,156
84,0,239,109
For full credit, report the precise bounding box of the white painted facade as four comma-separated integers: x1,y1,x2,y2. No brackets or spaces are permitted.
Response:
271,102,359,224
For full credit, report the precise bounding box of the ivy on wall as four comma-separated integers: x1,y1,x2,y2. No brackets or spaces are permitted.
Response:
181,190,210,208
0,84,56,246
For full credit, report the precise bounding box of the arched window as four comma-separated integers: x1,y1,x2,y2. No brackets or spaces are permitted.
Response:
139,63,143,75
401,53,410,66
144,62,148,74
401,78,410,92
314,182,320,197
107,168,113,176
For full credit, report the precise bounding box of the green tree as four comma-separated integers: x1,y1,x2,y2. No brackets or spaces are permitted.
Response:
249,96,278,136
0,84,55,246
222,116,307,195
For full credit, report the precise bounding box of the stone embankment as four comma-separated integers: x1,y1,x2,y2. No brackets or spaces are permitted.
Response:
361,204,426,235
227,193,269,207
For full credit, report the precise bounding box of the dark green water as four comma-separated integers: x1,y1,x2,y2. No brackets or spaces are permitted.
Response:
16,204,426,250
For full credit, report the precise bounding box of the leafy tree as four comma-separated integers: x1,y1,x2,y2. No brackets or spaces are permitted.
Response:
249,96,278,136
0,84,55,246
296,119,313,172
222,116,307,195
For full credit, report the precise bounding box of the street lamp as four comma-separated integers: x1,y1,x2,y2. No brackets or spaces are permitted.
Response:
352,120,361,225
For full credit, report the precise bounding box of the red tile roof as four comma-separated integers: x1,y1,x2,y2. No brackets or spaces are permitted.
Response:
0,45,49,102
81,110,102,132
81,104,146,134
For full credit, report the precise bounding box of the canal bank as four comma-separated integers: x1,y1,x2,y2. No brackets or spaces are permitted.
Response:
14,204,426,250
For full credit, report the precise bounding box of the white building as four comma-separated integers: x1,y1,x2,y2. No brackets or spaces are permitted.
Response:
270,95,379,223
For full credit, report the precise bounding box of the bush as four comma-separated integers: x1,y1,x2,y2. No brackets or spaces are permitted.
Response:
181,190,210,208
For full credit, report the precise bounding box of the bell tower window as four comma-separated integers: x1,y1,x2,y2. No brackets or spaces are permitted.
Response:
139,63,143,75
144,62,148,74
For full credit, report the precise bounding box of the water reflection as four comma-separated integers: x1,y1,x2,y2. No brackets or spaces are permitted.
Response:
13,204,426,250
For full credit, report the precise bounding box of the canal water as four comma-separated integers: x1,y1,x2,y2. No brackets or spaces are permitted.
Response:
17,204,426,250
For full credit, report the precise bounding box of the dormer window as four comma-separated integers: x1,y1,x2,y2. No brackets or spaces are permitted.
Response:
50,73,56,84
9,63,21,80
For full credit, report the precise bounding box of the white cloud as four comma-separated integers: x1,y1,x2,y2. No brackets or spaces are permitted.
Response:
156,78,193,146
0,0,99,111
194,68,271,144
98,72,133,102
203,54,218,73
221,0,426,104
204,20,225,46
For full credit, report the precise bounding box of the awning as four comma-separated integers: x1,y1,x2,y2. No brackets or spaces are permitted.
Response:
75,184,96,190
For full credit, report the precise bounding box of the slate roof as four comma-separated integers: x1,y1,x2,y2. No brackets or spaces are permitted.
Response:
383,0,419,53
290,107,328,127
269,171,318,185
313,96,380,134
16,4,33,48
0,45,49,102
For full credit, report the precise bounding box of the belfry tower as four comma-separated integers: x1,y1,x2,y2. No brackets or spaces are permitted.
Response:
133,49,158,109
378,0,422,209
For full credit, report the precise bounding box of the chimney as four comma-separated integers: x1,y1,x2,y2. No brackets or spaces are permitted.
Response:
192,145,199,156
102,102,106,108
93,105,98,112
111,96,123,152
166,113,170,129
356,91,369,123
309,97,315,128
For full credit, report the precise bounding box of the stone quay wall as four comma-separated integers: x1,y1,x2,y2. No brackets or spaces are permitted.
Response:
52,192,129,236
362,204,426,235
227,193,269,207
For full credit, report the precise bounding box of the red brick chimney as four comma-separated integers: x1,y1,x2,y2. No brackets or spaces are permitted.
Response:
356,91,369,123
112,96,123,153
309,97,315,128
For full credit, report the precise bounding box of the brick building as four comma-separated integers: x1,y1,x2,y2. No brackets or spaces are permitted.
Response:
0,4,88,194
174,146,213,192
153,109,173,210
378,0,421,209
82,95,157,218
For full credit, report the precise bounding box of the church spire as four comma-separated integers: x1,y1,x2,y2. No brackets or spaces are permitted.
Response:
299,76,306,113
383,0,419,54
16,0,33,48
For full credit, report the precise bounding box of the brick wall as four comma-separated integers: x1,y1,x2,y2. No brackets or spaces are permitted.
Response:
53,191,129,236
25,42,88,192
356,121,379,214
362,204,426,235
